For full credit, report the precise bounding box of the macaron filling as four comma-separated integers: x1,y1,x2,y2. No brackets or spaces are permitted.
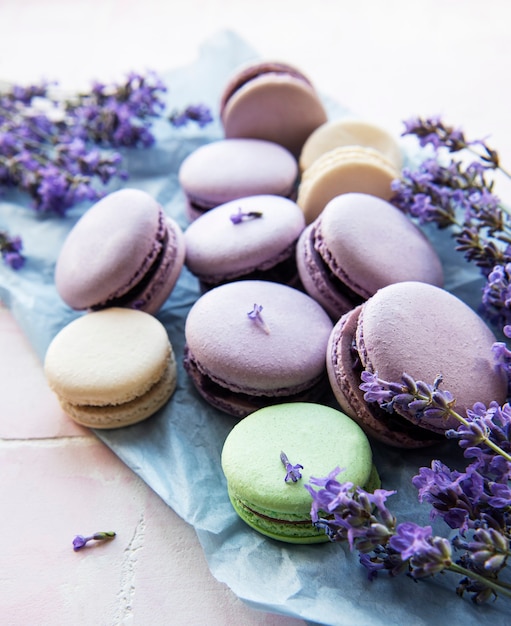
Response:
196,241,300,290
183,344,328,416
305,222,367,309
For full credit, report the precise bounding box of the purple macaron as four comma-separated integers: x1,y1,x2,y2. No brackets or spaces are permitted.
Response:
55,188,185,314
296,193,444,319
184,195,306,290
326,281,508,448
178,138,298,221
183,280,334,417
220,61,328,157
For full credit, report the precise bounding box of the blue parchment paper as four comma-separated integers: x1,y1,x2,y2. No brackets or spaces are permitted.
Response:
1,30,509,626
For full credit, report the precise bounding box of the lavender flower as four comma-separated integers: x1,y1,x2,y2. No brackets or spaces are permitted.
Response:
229,207,263,224
393,116,511,326
72,531,116,551
0,72,210,215
280,451,303,483
247,303,270,334
0,230,25,269
169,104,213,128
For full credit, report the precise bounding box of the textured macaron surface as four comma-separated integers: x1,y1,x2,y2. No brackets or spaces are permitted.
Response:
44,308,172,407
178,139,298,209
184,280,333,394
221,402,376,541
299,118,403,172
311,193,443,297
55,188,171,310
356,282,507,429
184,195,305,281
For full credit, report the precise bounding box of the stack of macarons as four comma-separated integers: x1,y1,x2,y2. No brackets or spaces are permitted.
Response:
47,188,186,428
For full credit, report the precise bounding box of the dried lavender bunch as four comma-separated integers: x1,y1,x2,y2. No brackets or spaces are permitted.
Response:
0,72,212,215
391,116,511,327
307,364,511,604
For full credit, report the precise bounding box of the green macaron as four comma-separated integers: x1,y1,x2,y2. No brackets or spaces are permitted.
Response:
221,402,380,544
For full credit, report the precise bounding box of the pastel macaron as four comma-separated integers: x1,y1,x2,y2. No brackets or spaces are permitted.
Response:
55,188,185,315
178,138,298,221
183,280,334,417
44,308,177,428
296,193,444,319
220,61,328,157
221,402,380,543
184,195,306,290
299,118,403,172
326,281,508,448
297,145,399,223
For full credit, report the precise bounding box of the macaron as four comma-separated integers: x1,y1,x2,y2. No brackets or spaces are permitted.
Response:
299,118,403,172
183,280,334,417
221,402,380,543
55,188,185,314
44,308,177,428
184,195,306,290
178,138,298,221
297,146,399,224
326,281,508,448
219,61,328,157
296,193,444,319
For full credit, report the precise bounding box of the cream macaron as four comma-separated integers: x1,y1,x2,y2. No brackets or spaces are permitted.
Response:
297,145,399,224
44,308,177,428
299,118,403,172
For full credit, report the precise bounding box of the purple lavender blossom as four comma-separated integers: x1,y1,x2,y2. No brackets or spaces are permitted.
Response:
72,531,116,551
247,303,270,334
229,207,264,224
169,104,213,128
280,451,303,483
0,230,25,269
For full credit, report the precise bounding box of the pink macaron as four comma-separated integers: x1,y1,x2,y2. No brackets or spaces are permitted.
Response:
219,61,328,157
184,195,306,290
183,280,334,417
326,281,508,448
178,138,298,221
296,193,444,319
55,188,185,315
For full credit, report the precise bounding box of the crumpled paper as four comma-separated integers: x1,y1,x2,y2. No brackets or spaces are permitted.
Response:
1,30,509,626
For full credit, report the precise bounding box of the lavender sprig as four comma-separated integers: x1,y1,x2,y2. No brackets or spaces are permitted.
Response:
72,531,116,551
307,348,511,604
0,74,212,215
392,116,511,326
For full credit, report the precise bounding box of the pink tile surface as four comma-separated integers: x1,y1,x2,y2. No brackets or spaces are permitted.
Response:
0,307,86,439
0,433,303,625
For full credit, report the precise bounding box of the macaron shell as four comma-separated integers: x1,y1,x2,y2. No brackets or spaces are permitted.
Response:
178,139,298,216
184,281,333,395
220,66,327,157
221,402,377,542
310,194,443,310
326,306,441,448
297,146,399,223
55,189,160,309
299,118,403,172
357,282,508,430
184,195,305,283
44,308,172,407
